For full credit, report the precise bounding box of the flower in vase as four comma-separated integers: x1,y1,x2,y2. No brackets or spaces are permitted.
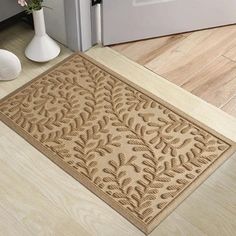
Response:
18,0,27,7
17,0,44,13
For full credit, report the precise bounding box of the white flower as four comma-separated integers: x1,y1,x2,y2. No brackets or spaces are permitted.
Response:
17,0,27,7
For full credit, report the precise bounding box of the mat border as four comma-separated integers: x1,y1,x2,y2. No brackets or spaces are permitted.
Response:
0,52,235,234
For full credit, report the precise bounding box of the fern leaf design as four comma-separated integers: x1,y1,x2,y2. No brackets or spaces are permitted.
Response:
73,117,121,181
40,62,106,147
104,77,156,159
125,87,157,111
103,153,140,211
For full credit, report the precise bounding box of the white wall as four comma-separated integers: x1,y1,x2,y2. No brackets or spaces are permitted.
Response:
0,0,22,21
43,0,67,45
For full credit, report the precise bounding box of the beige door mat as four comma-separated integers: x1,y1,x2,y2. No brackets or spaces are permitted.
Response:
0,53,235,234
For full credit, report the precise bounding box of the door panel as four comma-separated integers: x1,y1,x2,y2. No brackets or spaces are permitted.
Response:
102,0,236,45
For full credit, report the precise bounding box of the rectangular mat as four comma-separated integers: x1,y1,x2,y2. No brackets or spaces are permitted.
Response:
0,53,235,234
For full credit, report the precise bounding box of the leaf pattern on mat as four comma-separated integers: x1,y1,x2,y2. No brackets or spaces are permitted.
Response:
0,54,231,226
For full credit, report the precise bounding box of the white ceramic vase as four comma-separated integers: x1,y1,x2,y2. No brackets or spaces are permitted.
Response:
0,49,21,81
25,8,60,62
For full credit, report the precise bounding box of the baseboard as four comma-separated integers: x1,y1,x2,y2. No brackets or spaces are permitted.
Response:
0,12,33,31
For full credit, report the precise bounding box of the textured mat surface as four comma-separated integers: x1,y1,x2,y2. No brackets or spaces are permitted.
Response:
0,53,235,234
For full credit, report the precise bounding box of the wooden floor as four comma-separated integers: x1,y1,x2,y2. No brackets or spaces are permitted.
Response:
111,25,236,118
0,22,236,236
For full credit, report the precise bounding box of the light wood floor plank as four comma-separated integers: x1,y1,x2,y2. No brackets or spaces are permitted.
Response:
149,212,206,236
194,76,236,108
145,26,236,85
0,157,91,236
0,206,32,236
111,34,187,65
175,154,236,236
223,43,236,61
182,56,236,107
222,96,236,117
